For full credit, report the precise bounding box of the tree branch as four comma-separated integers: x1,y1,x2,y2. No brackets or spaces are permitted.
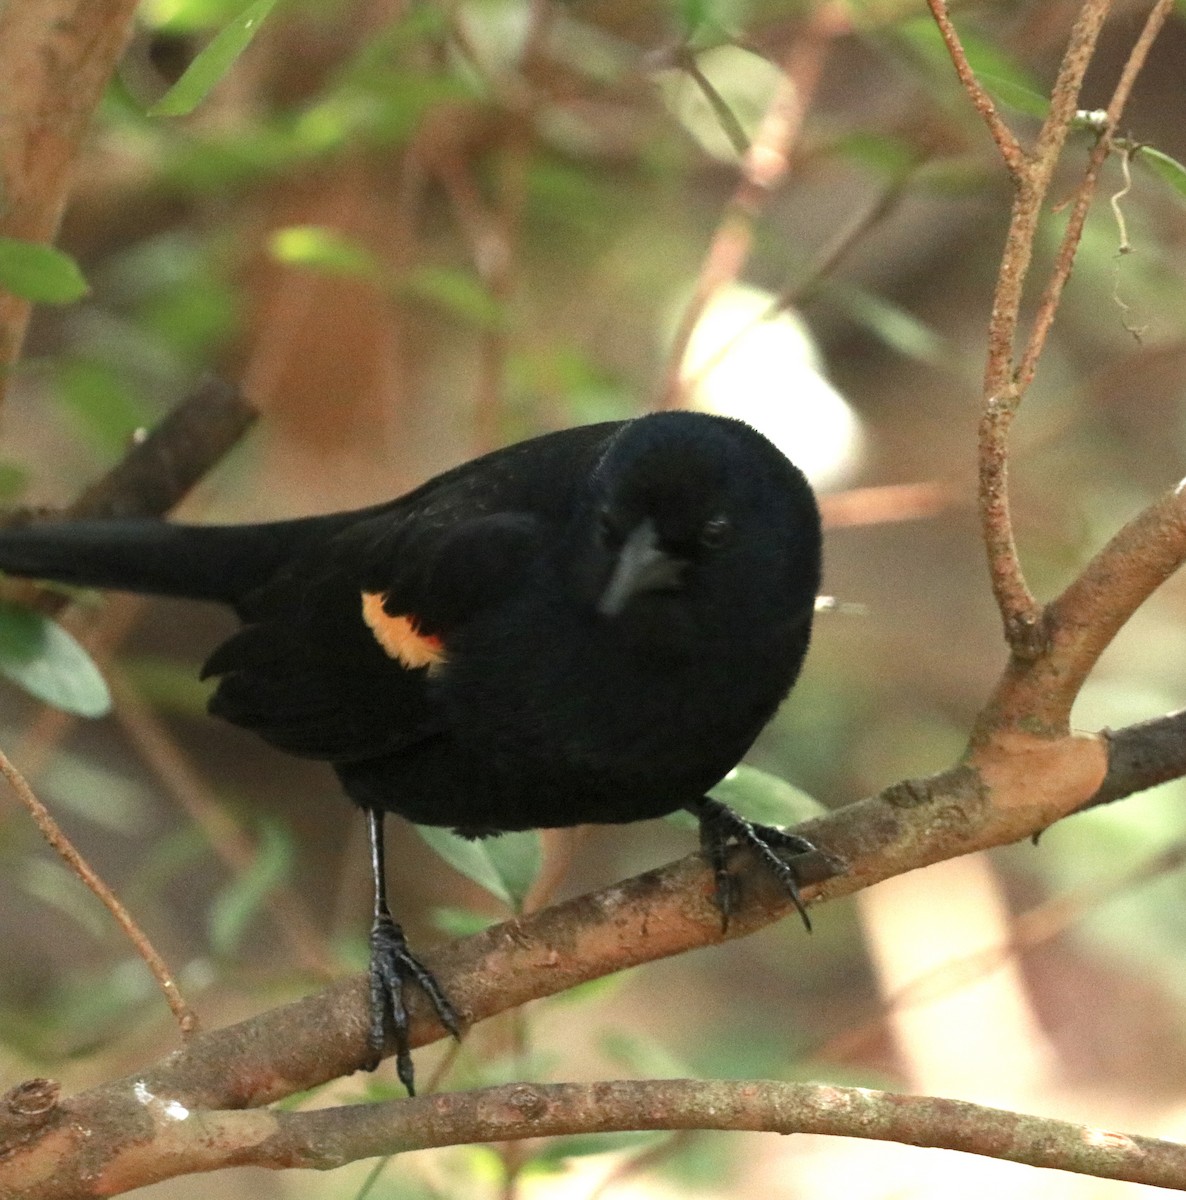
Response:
0,0,142,411
4,684,1184,1194
10,1077,1186,1197
975,477,1186,737
924,0,1024,177
659,7,846,409
0,748,198,1038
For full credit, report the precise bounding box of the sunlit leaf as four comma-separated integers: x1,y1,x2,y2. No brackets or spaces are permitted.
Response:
141,0,253,32
707,764,827,828
0,602,111,717
208,817,294,954
150,0,281,117
0,238,89,304
270,225,383,281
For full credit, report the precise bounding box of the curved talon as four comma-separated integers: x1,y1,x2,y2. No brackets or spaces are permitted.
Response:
692,796,816,932
367,911,461,1097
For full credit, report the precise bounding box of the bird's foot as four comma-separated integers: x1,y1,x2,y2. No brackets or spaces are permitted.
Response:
691,796,818,934
367,911,462,1096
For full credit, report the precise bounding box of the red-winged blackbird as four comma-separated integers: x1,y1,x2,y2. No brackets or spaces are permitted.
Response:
0,411,822,1092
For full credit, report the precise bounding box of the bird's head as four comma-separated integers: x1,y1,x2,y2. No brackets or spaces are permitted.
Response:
572,412,821,649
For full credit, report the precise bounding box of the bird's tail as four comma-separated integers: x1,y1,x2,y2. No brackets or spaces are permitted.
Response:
0,514,346,607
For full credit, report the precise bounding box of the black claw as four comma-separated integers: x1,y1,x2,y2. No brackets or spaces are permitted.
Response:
691,796,817,933
367,911,462,1096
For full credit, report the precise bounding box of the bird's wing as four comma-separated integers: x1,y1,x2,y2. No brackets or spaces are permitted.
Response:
204,421,622,762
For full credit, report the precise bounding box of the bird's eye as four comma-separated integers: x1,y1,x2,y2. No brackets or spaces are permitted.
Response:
699,515,732,549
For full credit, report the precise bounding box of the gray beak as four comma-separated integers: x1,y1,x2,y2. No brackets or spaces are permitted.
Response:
597,519,686,616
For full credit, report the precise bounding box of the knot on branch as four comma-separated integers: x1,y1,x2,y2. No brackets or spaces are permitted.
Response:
0,1078,63,1160
1005,604,1053,661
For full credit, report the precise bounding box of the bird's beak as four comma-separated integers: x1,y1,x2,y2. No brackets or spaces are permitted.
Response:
597,519,686,616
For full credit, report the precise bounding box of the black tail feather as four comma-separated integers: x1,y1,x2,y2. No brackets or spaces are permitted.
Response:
0,516,341,608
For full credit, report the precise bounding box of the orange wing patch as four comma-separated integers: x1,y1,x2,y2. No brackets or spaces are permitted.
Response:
361,592,447,671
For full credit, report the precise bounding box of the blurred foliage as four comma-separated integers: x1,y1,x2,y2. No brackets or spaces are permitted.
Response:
3,0,1186,1196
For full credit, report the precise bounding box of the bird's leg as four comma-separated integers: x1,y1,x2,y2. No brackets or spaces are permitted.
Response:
366,807,462,1095
689,796,816,934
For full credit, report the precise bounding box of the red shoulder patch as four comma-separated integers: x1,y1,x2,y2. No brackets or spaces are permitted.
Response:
361,592,446,670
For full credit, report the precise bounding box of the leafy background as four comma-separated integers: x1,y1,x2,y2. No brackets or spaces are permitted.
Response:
3,0,1186,1197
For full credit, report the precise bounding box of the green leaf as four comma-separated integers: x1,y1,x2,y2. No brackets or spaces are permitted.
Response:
601,1028,692,1078
482,830,542,909
41,753,154,834
978,72,1049,119
0,462,29,502
415,827,541,910
707,764,827,828
141,0,254,33
0,602,111,717
0,238,89,304
431,906,495,938
150,0,281,117
20,858,111,939
54,359,151,453
121,654,213,718
208,817,294,954
832,131,921,181
401,266,502,329
270,225,383,282
834,284,947,364
1137,145,1186,201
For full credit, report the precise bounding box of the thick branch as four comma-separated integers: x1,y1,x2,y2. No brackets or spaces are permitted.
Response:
5,377,258,616
976,478,1186,737
1084,710,1186,810
11,1078,1186,1196
64,377,258,520
0,682,1179,1194
0,0,141,409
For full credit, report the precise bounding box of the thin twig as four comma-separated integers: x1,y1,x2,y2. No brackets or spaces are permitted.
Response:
1016,0,1174,387
659,9,844,409
680,170,915,397
924,0,1024,178
0,746,199,1038
927,0,1116,647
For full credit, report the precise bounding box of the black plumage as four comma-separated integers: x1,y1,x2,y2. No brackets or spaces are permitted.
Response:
0,411,823,1092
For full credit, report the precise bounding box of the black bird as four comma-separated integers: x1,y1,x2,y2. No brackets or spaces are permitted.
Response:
0,411,822,1092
